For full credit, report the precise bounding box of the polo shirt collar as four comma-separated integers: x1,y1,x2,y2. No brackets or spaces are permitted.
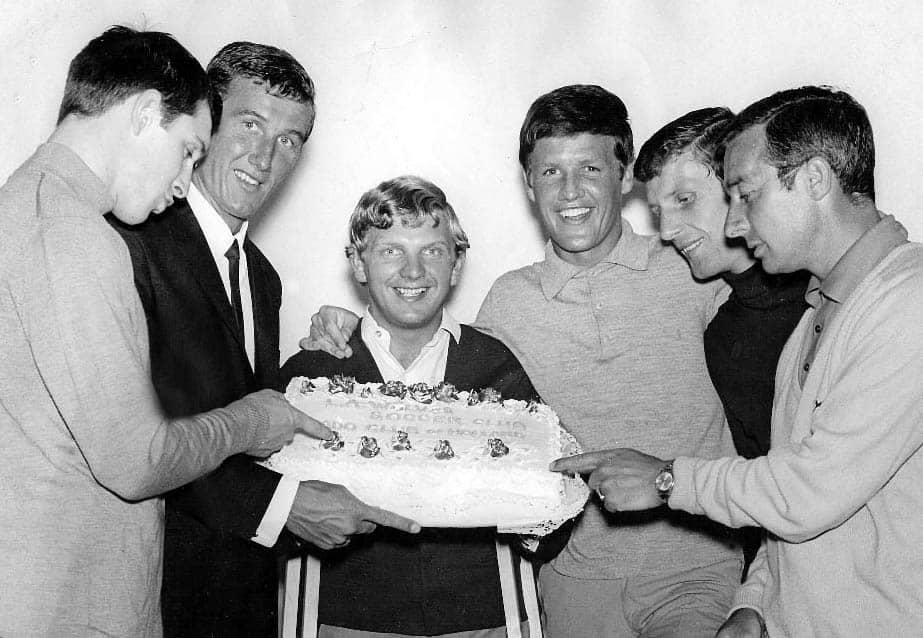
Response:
540,218,649,299
805,214,908,308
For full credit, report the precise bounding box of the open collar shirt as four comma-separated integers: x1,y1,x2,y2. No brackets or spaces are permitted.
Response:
361,307,462,384
796,214,907,387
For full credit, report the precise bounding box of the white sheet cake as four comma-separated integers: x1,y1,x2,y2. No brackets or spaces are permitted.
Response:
261,376,589,535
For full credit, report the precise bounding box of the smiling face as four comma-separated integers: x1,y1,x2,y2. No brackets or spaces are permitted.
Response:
525,133,632,268
350,212,464,340
113,97,210,225
193,76,314,232
646,151,754,279
723,125,815,274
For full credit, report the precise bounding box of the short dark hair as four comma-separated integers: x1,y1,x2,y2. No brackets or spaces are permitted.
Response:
519,85,633,173
720,86,875,200
208,41,315,121
635,107,735,183
57,26,219,129
347,175,470,258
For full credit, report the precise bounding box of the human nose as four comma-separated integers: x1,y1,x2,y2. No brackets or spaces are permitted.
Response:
400,253,424,279
171,160,195,200
559,171,583,201
725,201,750,239
658,210,681,242
249,137,274,173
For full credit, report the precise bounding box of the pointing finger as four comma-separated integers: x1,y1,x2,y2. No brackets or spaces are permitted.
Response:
294,413,333,440
363,505,421,534
550,451,613,474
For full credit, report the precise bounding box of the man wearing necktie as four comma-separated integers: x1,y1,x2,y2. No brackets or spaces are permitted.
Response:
110,41,418,638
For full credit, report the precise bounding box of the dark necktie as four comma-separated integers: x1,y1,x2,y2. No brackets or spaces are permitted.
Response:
225,239,244,339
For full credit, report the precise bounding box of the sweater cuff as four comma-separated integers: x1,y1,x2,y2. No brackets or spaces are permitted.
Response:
667,456,701,515
729,587,764,617
222,395,272,453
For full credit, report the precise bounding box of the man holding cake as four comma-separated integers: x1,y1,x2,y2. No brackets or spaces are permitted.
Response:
109,42,420,637
554,86,923,636
279,175,539,637
307,86,742,637
0,27,326,637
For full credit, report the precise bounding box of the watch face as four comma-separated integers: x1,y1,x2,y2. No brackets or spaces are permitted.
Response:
655,470,674,492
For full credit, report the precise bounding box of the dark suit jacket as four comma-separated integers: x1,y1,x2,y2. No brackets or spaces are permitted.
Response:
109,200,290,638
279,323,538,636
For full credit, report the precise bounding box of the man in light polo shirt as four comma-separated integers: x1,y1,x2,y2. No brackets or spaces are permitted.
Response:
557,86,923,636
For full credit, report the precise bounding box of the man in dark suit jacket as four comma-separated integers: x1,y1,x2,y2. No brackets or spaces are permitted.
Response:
280,175,538,638
111,43,418,638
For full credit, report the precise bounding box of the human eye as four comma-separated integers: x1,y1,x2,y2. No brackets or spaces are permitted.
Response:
423,245,447,258
278,135,298,149
583,165,600,173
676,192,696,207
241,119,258,132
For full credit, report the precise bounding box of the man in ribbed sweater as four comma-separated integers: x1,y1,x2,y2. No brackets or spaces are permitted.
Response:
558,86,923,636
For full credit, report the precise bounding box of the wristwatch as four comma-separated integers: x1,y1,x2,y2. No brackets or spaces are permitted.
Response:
654,460,675,502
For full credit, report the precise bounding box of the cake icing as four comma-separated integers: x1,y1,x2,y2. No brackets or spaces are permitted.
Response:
262,376,589,534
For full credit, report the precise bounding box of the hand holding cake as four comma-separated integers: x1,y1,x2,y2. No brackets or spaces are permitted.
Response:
286,480,421,550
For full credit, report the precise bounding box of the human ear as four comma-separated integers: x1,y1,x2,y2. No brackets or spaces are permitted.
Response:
348,247,368,284
522,167,536,203
620,162,634,195
449,251,466,287
801,157,834,201
130,89,165,136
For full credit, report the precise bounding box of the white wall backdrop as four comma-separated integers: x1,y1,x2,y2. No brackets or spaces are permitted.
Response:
3,0,922,358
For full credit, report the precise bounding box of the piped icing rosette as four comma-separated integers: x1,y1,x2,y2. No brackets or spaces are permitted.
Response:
264,377,590,534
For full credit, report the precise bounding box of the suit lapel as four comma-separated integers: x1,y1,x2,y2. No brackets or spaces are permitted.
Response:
171,201,247,353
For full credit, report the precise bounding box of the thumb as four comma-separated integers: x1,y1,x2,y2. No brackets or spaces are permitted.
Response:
295,413,333,440
364,505,421,534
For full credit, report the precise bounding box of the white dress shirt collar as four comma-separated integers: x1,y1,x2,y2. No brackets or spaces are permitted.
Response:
186,183,249,259
360,307,462,385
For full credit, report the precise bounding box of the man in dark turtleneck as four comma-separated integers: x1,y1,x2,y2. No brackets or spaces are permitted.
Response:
634,106,809,568
636,106,809,459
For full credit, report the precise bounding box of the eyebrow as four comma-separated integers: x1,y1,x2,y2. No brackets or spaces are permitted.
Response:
724,172,747,189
